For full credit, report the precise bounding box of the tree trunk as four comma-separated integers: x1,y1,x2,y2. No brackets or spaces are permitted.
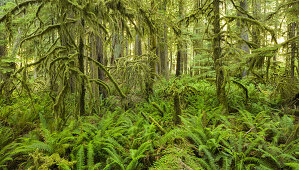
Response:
170,47,173,74
90,33,99,100
252,0,261,49
111,22,123,65
135,26,142,56
173,1,184,125
238,0,250,77
96,32,107,98
146,1,157,98
176,48,181,77
159,0,169,80
213,0,228,112
178,0,185,75
78,20,85,116
192,0,202,76
146,33,156,97
290,22,296,79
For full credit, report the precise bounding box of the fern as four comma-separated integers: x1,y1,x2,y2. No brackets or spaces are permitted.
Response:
244,137,263,156
222,156,232,170
284,162,299,169
256,148,281,168
87,142,94,170
57,163,72,170
103,146,125,170
126,141,151,170
199,146,218,170
27,141,53,153
39,112,48,130
76,145,85,170
197,158,212,170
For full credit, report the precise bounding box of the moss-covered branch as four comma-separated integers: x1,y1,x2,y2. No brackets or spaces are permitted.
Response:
87,56,126,99
20,20,77,46
141,112,166,134
223,16,277,44
0,0,42,23
89,79,111,95
151,102,165,117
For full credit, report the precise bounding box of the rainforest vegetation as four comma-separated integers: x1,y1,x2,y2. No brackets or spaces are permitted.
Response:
0,0,298,169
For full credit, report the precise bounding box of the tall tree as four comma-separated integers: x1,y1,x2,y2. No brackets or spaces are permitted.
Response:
135,21,142,56
145,0,157,98
159,0,169,80
290,22,296,79
238,0,250,77
177,0,184,75
213,0,228,112
252,0,261,49
78,19,85,116
96,32,107,98
192,0,202,76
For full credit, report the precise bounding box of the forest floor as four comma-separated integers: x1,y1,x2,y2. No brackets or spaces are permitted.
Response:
0,76,298,169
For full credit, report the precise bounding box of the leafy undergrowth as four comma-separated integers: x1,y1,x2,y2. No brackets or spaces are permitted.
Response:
0,76,298,169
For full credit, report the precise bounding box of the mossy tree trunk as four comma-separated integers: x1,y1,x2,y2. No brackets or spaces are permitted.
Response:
135,23,142,56
172,0,185,125
111,22,123,65
238,0,250,77
178,0,187,75
78,19,85,116
290,22,296,79
146,33,156,97
96,31,107,98
145,0,157,98
192,0,202,76
90,33,99,100
159,0,169,80
252,0,261,49
213,0,228,112
173,43,182,125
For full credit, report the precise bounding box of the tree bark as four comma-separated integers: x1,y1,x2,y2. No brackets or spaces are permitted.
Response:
111,22,123,65
213,0,228,112
146,33,156,97
290,22,296,79
135,25,142,56
192,0,202,76
78,19,85,116
145,1,157,98
238,0,250,77
159,0,169,80
96,32,107,98
90,33,99,100
252,0,261,49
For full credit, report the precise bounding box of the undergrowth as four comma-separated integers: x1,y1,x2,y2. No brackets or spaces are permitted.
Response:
0,76,298,169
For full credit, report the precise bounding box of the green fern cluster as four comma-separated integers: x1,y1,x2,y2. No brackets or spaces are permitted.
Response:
1,76,298,169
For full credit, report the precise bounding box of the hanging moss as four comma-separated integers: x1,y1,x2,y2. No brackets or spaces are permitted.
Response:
87,56,126,99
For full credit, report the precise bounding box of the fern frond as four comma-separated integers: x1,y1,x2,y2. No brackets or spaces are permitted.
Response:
256,148,281,168
39,112,48,130
27,141,53,153
87,142,94,170
197,158,211,170
57,163,72,170
198,145,217,170
279,154,297,161
284,162,299,169
103,147,125,170
244,137,263,156
76,145,85,170
222,156,232,170
126,141,151,170
105,137,127,154
132,141,151,159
